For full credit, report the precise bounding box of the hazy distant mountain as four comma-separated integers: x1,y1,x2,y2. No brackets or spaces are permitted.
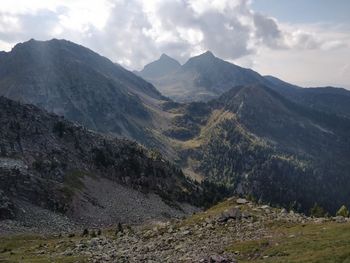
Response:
138,53,181,79
139,51,350,119
265,76,350,119
163,84,350,213
137,51,268,102
0,39,168,144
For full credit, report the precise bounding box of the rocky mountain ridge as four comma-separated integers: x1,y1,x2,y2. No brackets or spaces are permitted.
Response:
0,39,169,145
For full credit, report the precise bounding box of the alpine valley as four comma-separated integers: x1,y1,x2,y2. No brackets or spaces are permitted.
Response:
1,39,350,262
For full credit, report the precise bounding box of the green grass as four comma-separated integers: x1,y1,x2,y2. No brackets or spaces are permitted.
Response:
226,222,350,262
0,234,87,262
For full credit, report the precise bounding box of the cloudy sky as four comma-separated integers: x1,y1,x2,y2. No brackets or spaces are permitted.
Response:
0,0,349,88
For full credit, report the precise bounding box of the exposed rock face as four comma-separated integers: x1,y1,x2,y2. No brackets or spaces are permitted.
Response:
0,96,202,227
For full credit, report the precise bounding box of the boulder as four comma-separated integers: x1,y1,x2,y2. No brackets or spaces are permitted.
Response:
218,208,242,222
200,255,237,263
236,198,248,205
280,208,288,214
334,216,346,223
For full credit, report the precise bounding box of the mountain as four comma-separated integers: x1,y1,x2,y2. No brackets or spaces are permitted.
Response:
0,96,210,229
139,52,350,119
0,39,169,145
162,84,350,213
138,53,181,79
1,39,350,220
265,75,350,119
137,51,268,102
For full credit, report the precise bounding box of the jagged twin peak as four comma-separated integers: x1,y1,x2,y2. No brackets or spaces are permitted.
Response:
136,50,268,102
0,39,167,143
137,51,350,119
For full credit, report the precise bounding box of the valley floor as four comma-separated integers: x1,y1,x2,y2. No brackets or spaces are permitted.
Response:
1,198,350,262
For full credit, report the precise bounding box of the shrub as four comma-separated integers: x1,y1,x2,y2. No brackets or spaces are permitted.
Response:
90,231,96,238
53,121,65,138
310,203,326,218
336,205,349,217
82,228,89,237
115,223,123,235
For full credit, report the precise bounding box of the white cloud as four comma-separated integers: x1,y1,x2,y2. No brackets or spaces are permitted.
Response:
0,0,348,88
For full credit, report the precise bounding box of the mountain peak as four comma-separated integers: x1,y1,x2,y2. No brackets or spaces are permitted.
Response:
160,53,172,60
158,53,180,65
185,51,217,66
12,38,78,53
202,50,215,58
0,37,165,141
138,54,181,79
191,50,216,61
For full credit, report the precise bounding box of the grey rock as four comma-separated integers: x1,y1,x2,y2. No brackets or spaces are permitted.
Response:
218,208,242,222
334,216,346,223
280,208,288,214
236,198,248,205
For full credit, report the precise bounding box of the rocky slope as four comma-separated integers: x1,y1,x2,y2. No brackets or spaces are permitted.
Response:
0,96,205,230
2,197,350,262
0,39,170,145
163,84,350,214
